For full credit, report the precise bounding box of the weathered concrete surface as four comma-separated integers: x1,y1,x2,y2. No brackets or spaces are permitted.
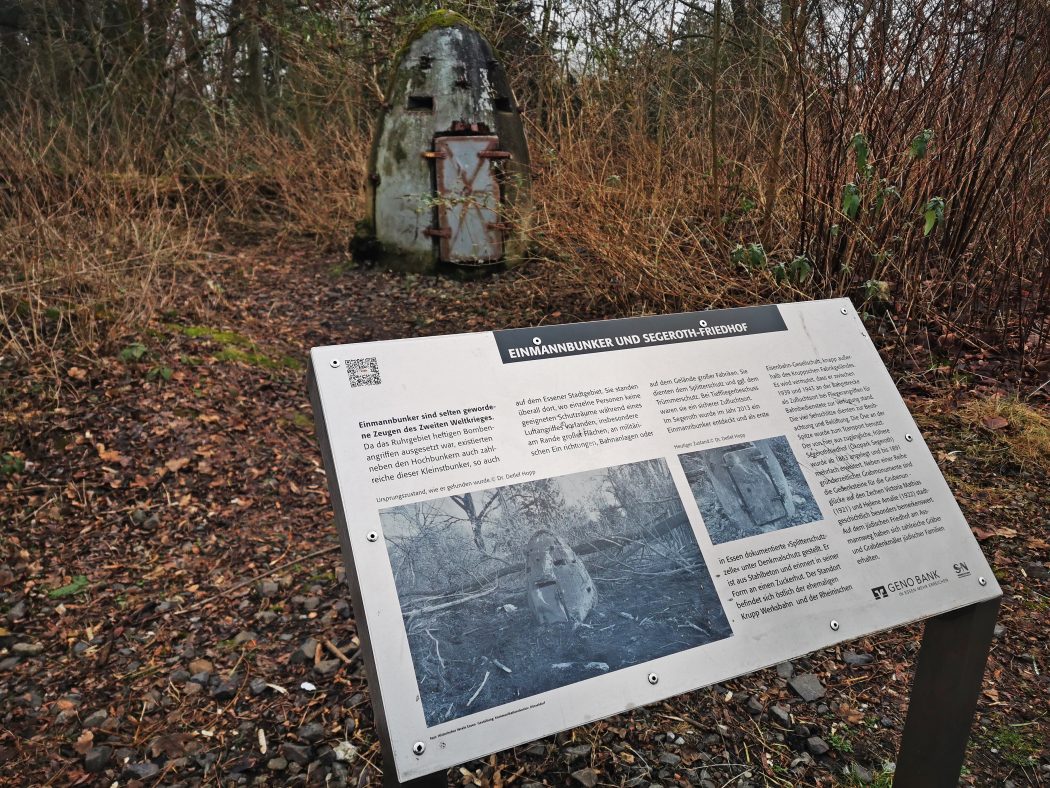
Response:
362,12,531,272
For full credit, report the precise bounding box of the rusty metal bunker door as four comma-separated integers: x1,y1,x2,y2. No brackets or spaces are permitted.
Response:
425,135,509,264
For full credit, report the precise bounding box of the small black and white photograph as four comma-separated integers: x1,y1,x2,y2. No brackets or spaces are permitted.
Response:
379,458,732,726
679,435,823,545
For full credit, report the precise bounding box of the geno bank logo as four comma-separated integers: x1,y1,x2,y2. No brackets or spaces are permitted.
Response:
954,561,972,578
871,570,947,599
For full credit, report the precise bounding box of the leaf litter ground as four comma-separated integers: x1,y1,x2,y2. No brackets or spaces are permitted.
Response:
0,249,1046,787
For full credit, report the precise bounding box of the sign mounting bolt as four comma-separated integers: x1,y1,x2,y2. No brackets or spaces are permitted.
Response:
830,620,840,631
329,359,340,368
840,307,849,315
412,741,426,756
647,672,659,685
979,577,987,586
905,434,914,442
366,531,378,543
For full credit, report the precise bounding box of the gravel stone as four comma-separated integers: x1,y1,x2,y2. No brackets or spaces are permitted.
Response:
211,674,241,701
788,673,826,702
313,658,341,677
81,709,108,728
563,744,591,760
571,768,599,787
806,736,830,756
848,762,873,784
123,761,160,780
84,746,113,773
282,742,313,765
297,722,325,743
843,651,874,666
292,638,318,665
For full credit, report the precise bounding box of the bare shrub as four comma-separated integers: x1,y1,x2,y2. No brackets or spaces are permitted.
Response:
0,119,210,362
522,0,1050,368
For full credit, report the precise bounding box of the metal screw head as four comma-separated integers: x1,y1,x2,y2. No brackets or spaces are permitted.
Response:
840,307,849,315
905,434,914,442
329,359,340,368
979,577,987,586
366,531,378,543
412,741,426,756
830,620,840,631
647,672,659,685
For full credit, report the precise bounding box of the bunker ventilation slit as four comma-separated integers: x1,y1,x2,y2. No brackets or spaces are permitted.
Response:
407,95,434,112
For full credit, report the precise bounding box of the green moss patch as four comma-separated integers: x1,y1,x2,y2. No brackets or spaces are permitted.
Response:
167,323,302,371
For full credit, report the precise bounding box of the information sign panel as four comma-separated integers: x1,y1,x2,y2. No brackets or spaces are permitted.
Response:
307,298,1000,782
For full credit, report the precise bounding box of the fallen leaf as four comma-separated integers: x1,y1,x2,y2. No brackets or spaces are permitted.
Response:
96,444,126,464
983,416,1009,430
67,367,87,381
973,526,1019,541
165,457,190,473
73,730,93,755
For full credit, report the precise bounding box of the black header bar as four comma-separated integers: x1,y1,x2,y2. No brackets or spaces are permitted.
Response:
492,305,787,363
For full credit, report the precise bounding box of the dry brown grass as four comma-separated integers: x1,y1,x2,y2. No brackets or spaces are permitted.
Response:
186,124,369,246
0,165,210,363
519,1,1050,365
957,396,1050,472
0,111,369,363
1,1,1045,375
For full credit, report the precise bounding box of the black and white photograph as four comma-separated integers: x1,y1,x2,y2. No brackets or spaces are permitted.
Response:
379,458,732,726
679,436,823,545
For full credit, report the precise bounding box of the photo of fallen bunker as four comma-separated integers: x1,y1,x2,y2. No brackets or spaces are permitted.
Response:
378,458,732,726
679,436,823,545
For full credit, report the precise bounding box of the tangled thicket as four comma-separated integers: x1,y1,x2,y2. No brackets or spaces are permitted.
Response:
1,1,1047,370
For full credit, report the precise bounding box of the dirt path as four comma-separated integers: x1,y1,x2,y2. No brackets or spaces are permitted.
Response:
0,250,1046,786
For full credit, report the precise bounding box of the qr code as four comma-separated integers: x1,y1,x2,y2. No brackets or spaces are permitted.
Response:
346,357,381,387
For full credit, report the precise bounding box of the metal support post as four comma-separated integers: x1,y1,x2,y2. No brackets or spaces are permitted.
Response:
894,596,1001,788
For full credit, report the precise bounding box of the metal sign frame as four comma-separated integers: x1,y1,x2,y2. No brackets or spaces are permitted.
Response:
307,299,1001,787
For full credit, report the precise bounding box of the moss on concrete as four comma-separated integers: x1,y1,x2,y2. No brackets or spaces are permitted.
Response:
405,10,475,46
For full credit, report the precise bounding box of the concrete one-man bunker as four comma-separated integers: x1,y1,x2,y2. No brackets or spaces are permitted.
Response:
686,441,795,529
525,530,596,625
361,12,531,272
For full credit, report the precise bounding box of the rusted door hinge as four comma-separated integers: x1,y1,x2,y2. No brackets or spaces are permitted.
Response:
423,227,451,238
421,151,447,160
477,150,512,159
